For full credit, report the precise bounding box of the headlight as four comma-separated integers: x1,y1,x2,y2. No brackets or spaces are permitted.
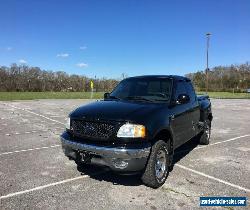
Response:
65,117,70,130
117,123,146,138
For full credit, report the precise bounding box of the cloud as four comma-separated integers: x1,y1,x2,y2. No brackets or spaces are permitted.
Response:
79,46,87,50
76,63,88,68
19,59,27,64
57,53,69,58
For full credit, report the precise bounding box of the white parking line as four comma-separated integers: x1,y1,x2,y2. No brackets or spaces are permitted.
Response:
1,164,249,200
5,104,64,125
196,134,250,150
176,164,250,193
2,103,250,196
0,145,60,156
176,134,250,155
0,175,89,200
2,130,49,136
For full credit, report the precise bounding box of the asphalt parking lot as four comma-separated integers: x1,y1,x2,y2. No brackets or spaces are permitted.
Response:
0,99,249,209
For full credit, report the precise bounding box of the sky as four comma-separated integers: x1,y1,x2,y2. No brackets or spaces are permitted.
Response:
0,0,249,78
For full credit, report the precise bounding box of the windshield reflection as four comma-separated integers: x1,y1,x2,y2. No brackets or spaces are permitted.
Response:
109,78,172,103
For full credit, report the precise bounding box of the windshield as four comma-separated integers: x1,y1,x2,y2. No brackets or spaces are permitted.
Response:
110,77,172,103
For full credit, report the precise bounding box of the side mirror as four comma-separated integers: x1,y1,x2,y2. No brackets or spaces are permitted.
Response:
104,92,110,99
176,94,190,104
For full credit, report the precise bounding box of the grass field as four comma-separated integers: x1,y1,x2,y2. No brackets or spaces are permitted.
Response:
0,91,249,101
0,92,105,101
197,91,250,99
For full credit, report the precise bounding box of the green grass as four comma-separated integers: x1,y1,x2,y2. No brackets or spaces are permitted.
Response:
0,91,249,101
197,91,250,99
0,92,105,101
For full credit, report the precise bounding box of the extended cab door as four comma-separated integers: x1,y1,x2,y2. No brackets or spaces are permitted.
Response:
171,80,192,148
184,81,200,137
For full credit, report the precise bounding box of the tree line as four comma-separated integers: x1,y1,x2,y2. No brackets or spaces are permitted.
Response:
185,62,250,92
0,64,119,92
0,62,250,92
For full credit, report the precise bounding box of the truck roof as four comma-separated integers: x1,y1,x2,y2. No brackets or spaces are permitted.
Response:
126,75,190,81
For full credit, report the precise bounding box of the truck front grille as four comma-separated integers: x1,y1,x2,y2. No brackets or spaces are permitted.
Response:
71,119,117,140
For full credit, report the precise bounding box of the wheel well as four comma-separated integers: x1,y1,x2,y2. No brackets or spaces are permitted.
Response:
154,129,173,154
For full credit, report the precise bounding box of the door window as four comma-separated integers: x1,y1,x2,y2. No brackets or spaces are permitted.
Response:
175,81,187,100
185,82,196,103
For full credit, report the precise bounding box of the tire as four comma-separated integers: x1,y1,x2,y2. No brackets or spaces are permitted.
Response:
141,140,170,188
199,120,211,145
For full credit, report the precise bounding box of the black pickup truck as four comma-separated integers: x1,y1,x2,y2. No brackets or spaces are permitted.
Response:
61,75,212,188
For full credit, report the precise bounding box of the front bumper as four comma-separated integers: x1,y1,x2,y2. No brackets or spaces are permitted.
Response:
60,132,151,172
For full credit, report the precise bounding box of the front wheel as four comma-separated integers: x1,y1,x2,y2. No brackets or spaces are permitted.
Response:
141,140,170,188
199,120,211,145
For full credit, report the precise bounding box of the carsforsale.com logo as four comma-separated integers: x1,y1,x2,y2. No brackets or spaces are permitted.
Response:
200,197,247,207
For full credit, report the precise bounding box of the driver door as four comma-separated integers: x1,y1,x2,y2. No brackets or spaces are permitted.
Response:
171,81,193,148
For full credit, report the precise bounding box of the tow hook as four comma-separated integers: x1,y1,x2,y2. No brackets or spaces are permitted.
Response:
79,151,92,163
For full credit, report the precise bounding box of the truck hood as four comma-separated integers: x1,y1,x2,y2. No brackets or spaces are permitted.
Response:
70,100,164,123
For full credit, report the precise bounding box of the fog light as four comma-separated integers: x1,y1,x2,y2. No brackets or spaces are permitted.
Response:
112,159,129,169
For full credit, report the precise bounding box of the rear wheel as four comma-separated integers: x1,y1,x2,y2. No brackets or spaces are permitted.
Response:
199,120,211,145
141,140,170,188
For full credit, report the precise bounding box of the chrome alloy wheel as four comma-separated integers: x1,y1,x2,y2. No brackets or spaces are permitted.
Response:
155,149,167,181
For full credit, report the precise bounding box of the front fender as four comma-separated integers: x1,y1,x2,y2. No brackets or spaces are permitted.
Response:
145,109,173,141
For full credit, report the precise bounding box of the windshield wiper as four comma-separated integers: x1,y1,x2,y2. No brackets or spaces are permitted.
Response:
108,95,121,100
153,99,169,102
124,96,154,102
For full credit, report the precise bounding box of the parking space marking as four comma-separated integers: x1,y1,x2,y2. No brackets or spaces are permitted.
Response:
176,164,250,193
1,164,249,201
2,103,249,200
176,134,250,155
0,175,89,200
5,104,64,125
196,134,250,150
0,145,60,156
1,130,49,136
